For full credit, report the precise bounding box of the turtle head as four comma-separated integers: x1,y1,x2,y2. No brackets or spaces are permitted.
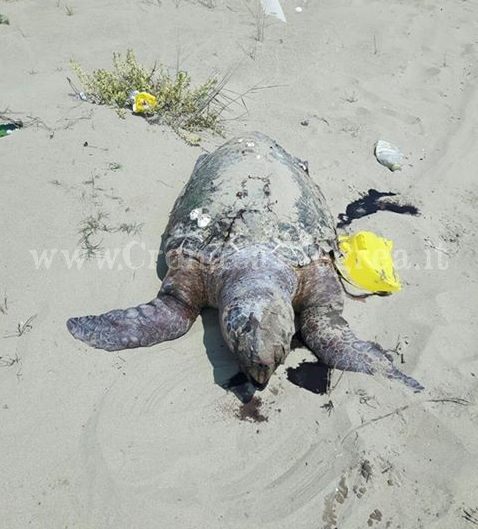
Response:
218,250,296,388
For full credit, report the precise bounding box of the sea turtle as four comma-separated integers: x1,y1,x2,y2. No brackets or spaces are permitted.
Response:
67,132,423,391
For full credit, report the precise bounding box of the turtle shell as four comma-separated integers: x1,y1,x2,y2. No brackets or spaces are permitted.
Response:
164,132,337,267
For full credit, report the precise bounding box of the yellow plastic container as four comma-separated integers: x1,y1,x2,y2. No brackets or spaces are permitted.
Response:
133,92,158,114
338,231,401,293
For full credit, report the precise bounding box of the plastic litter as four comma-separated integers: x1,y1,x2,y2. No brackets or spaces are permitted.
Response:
0,121,22,138
132,92,158,114
375,140,403,172
197,214,211,228
190,208,201,221
67,77,91,102
190,208,211,228
337,231,401,293
261,0,286,22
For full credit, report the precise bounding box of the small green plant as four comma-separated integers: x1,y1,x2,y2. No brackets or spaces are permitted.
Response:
0,14,9,25
116,222,143,235
78,211,143,258
70,50,226,135
78,211,111,258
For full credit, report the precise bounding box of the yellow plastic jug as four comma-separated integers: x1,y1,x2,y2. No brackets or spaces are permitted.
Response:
338,231,401,293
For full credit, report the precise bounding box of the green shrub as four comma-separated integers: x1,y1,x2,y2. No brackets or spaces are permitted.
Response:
71,50,224,135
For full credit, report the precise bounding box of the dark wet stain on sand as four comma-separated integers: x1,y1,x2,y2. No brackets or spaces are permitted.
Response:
287,362,330,395
337,189,420,228
236,396,268,423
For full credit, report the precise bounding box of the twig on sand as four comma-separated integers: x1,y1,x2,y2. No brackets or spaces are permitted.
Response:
1,108,55,135
0,352,23,380
0,292,8,315
340,397,470,445
0,352,20,367
242,0,266,43
424,236,451,256
4,315,37,338
372,34,378,55
217,82,287,120
254,6,266,43
427,397,470,405
321,400,335,415
328,370,344,395
197,0,216,8
0,109,23,128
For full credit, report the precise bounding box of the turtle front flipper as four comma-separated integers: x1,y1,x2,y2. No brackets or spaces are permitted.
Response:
67,293,199,351
299,308,424,392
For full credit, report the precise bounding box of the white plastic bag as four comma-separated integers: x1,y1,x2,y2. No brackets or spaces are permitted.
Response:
260,0,286,22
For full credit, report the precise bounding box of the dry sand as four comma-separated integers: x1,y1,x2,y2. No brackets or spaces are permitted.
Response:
1,0,478,527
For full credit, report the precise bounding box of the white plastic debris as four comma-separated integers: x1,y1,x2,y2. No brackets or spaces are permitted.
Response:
245,141,255,148
197,214,211,228
190,208,211,228
261,0,286,23
295,6,303,12
374,140,404,172
128,90,140,102
190,208,201,221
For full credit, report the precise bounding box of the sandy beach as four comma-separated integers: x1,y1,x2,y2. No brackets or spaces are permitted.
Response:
1,0,478,527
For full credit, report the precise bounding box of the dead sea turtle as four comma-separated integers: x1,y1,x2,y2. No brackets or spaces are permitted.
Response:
67,132,423,391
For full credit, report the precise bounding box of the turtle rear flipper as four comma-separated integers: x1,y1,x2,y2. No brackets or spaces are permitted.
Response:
67,294,199,351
